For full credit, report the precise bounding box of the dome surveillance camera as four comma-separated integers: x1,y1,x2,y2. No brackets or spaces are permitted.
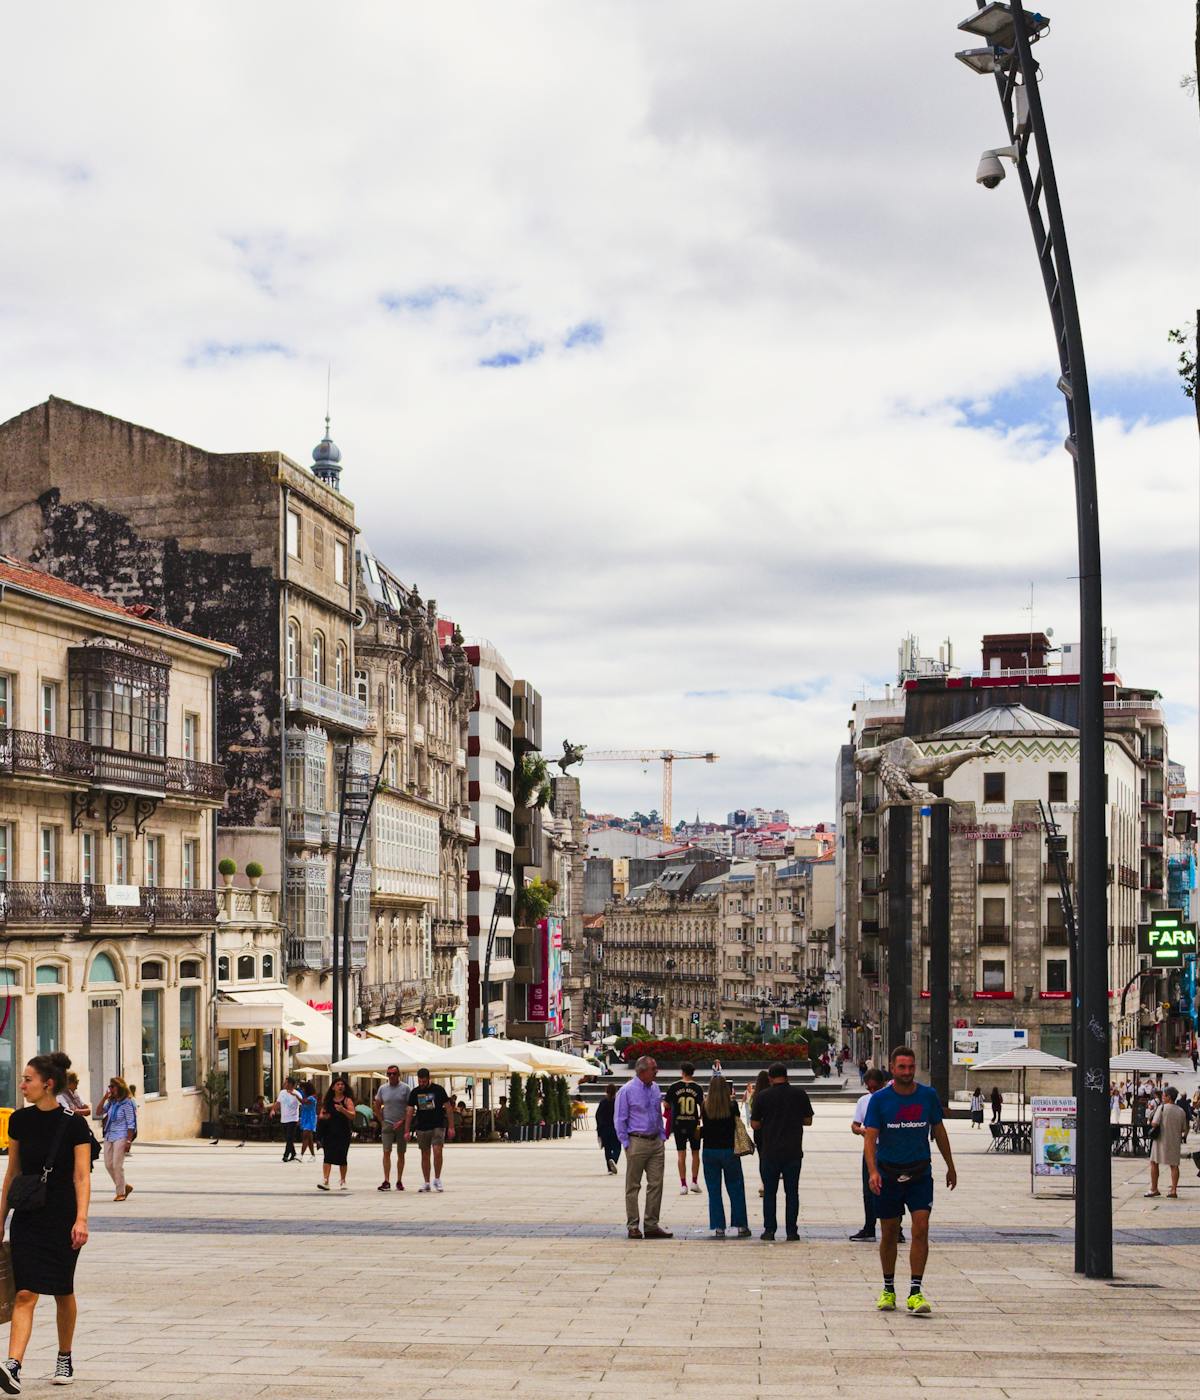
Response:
976,153,1006,188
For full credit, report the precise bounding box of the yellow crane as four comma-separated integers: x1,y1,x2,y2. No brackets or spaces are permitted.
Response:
580,750,719,842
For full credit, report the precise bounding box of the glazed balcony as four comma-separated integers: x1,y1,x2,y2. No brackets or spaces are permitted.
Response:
0,881,217,928
285,676,370,731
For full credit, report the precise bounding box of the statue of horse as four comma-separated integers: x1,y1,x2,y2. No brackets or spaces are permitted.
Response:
558,739,586,773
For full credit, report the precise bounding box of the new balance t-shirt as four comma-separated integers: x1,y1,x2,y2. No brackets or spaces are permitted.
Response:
665,1080,703,1128
863,1083,942,1165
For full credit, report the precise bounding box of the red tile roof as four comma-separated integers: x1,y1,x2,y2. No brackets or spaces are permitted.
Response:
0,554,236,654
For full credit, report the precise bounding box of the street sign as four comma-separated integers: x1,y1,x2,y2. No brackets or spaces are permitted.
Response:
806,1011,820,1032
691,1011,701,1026
1138,910,1197,966
620,1016,633,1038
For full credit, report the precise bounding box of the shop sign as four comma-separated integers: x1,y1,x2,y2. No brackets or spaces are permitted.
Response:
1138,911,1197,966
951,821,1040,840
90,996,120,1009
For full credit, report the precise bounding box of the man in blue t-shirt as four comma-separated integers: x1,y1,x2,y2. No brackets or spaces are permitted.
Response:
862,1046,957,1317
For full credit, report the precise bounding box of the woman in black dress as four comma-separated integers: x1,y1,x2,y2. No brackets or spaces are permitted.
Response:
317,1077,356,1191
0,1051,93,1392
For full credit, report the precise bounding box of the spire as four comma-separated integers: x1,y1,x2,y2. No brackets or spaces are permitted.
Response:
312,366,343,489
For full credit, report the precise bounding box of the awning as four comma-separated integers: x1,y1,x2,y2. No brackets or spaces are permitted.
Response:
217,988,334,1053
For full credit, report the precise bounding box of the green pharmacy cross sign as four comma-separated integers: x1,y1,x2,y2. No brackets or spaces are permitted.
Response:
432,1013,457,1035
1137,911,1198,966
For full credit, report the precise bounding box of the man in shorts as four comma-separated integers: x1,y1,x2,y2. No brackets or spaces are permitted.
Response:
664,1062,704,1195
862,1046,956,1316
405,1067,455,1192
373,1065,412,1191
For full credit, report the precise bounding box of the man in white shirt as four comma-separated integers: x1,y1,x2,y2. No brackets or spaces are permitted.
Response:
270,1077,303,1162
849,1067,901,1244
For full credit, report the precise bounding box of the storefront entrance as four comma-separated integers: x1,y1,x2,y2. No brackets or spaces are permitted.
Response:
88,997,122,1109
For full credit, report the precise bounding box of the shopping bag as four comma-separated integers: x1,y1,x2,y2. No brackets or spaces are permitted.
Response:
0,1242,16,1323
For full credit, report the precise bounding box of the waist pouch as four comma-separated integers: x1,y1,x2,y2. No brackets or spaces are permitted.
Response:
879,1159,931,1183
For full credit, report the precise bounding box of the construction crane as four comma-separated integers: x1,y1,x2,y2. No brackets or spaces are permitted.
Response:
579,750,719,843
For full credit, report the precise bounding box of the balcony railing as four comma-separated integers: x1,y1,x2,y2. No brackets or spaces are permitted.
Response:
91,747,167,793
286,809,325,844
384,710,407,736
165,756,227,802
0,882,216,927
0,728,93,783
978,924,1010,945
287,933,330,970
861,837,879,855
1044,926,1070,946
433,918,467,950
861,795,879,813
860,876,882,895
1043,862,1074,883
978,863,1010,883
285,676,370,730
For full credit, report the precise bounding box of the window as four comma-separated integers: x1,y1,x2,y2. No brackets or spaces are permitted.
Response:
355,670,370,705
981,960,1006,992
1046,898,1065,931
69,644,168,756
334,539,347,584
311,632,325,686
141,960,164,981
387,672,397,712
37,994,61,1055
183,713,198,761
182,839,198,890
1048,771,1068,804
89,951,119,984
286,508,301,558
217,956,231,982
41,681,58,735
144,835,162,888
495,850,513,875
0,1001,19,1110
286,621,300,681
237,955,256,980
982,898,1005,929
40,827,57,882
1046,959,1069,993
983,771,1006,804
495,676,512,707
141,989,162,1095
0,674,10,727
495,806,513,834
179,960,201,980
982,838,1006,867
1042,1024,1072,1060
495,719,513,750
335,643,347,695
0,822,9,884
179,985,199,1090
261,953,275,981
495,763,512,793
112,834,129,884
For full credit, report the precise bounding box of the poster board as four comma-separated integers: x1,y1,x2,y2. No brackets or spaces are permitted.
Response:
1031,1095,1076,1196
952,1026,1028,1066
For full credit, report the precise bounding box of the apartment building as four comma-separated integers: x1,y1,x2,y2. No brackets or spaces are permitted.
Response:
0,556,234,1132
718,862,818,1031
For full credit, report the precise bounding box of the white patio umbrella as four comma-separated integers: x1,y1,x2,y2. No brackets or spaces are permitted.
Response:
481,1037,599,1076
1109,1050,1186,1075
970,1047,1076,1123
328,1040,429,1075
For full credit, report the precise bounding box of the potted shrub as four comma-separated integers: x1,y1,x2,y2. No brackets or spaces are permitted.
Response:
509,1072,528,1141
556,1076,571,1136
525,1073,542,1140
200,1065,229,1139
218,857,237,889
245,860,263,889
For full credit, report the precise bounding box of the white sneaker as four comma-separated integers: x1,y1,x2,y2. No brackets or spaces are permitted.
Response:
433,1179,444,1192
679,1184,689,1195
690,1184,702,1194
339,1182,348,1191
419,1182,432,1192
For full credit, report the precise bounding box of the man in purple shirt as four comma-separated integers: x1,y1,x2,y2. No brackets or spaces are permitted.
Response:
614,1056,673,1239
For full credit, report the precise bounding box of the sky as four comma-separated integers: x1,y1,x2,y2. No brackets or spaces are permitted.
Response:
1,2,1196,824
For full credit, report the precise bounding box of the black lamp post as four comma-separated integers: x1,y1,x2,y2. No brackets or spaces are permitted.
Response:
955,0,1111,1279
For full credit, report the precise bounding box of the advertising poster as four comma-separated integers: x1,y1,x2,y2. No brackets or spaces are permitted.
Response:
1031,1096,1077,1178
952,1026,1029,1066
527,916,564,1034
620,1016,633,1038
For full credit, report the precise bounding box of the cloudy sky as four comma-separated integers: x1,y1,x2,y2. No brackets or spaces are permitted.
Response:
3,2,1195,823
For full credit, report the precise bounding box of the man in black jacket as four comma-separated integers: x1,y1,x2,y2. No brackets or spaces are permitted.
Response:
596,1084,621,1174
751,1062,814,1241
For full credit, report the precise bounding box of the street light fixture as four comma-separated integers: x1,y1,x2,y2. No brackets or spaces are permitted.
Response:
954,0,1111,1281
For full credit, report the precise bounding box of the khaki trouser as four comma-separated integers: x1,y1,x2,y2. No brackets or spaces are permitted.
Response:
104,1138,129,1195
624,1134,665,1230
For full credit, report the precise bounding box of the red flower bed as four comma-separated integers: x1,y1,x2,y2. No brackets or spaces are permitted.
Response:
620,1039,810,1064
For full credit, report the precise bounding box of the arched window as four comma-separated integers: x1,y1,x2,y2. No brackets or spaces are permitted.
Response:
237,955,256,980
89,951,119,984
261,953,275,981
286,620,300,681
312,632,325,686
217,956,230,981
179,960,202,980
141,960,165,981
335,643,347,695
36,965,62,985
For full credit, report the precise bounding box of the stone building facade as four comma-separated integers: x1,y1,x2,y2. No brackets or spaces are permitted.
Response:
0,555,234,1133
354,546,474,1043
717,861,816,1032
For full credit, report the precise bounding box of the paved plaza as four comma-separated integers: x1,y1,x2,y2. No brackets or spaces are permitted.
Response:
19,1109,1200,1399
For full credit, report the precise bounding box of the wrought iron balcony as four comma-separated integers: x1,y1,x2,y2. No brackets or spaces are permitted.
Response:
165,756,227,803
92,747,166,794
1043,861,1074,882
978,924,1011,945
285,676,370,730
977,862,1011,883
0,728,93,783
1044,926,1070,946
0,881,216,927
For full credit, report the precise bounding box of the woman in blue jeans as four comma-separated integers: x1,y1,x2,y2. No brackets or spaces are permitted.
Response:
699,1074,750,1238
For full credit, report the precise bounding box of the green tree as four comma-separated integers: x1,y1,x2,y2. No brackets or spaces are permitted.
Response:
508,1072,528,1125
516,753,552,809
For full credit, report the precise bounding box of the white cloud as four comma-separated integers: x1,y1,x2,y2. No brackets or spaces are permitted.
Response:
0,0,1195,820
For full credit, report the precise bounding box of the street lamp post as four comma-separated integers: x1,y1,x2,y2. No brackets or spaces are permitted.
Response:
956,0,1112,1279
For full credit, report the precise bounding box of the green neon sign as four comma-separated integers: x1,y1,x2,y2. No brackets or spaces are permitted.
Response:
1138,910,1198,966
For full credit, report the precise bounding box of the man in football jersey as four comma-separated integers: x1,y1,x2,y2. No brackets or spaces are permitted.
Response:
664,1062,703,1195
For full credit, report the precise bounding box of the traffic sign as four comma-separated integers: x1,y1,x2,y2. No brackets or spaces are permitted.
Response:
691,1011,701,1026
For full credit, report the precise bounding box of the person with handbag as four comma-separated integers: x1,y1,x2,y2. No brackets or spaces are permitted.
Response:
317,1077,356,1191
1145,1086,1187,1198
99,1078,137,1202
0,1051,94,1392
699,1072,751,1239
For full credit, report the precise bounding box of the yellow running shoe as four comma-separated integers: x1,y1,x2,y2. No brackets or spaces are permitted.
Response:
906,1291,932,1316
876,1288,897,1311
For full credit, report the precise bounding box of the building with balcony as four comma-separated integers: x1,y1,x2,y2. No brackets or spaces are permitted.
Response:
838,630,1174,1069
718,861,818,1033
352,547,473,1044
465,643,517,1035
0,554,235,1134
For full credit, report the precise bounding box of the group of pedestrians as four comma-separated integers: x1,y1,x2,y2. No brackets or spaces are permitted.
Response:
608,1046,957,1317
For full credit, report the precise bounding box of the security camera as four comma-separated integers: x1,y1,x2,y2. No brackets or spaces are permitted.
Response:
976,144,1018,189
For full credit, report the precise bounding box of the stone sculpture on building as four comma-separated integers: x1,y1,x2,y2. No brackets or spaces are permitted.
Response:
854,735,993,807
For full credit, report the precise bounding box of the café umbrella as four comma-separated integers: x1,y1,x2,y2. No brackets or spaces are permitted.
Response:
969,1047,1076,1123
